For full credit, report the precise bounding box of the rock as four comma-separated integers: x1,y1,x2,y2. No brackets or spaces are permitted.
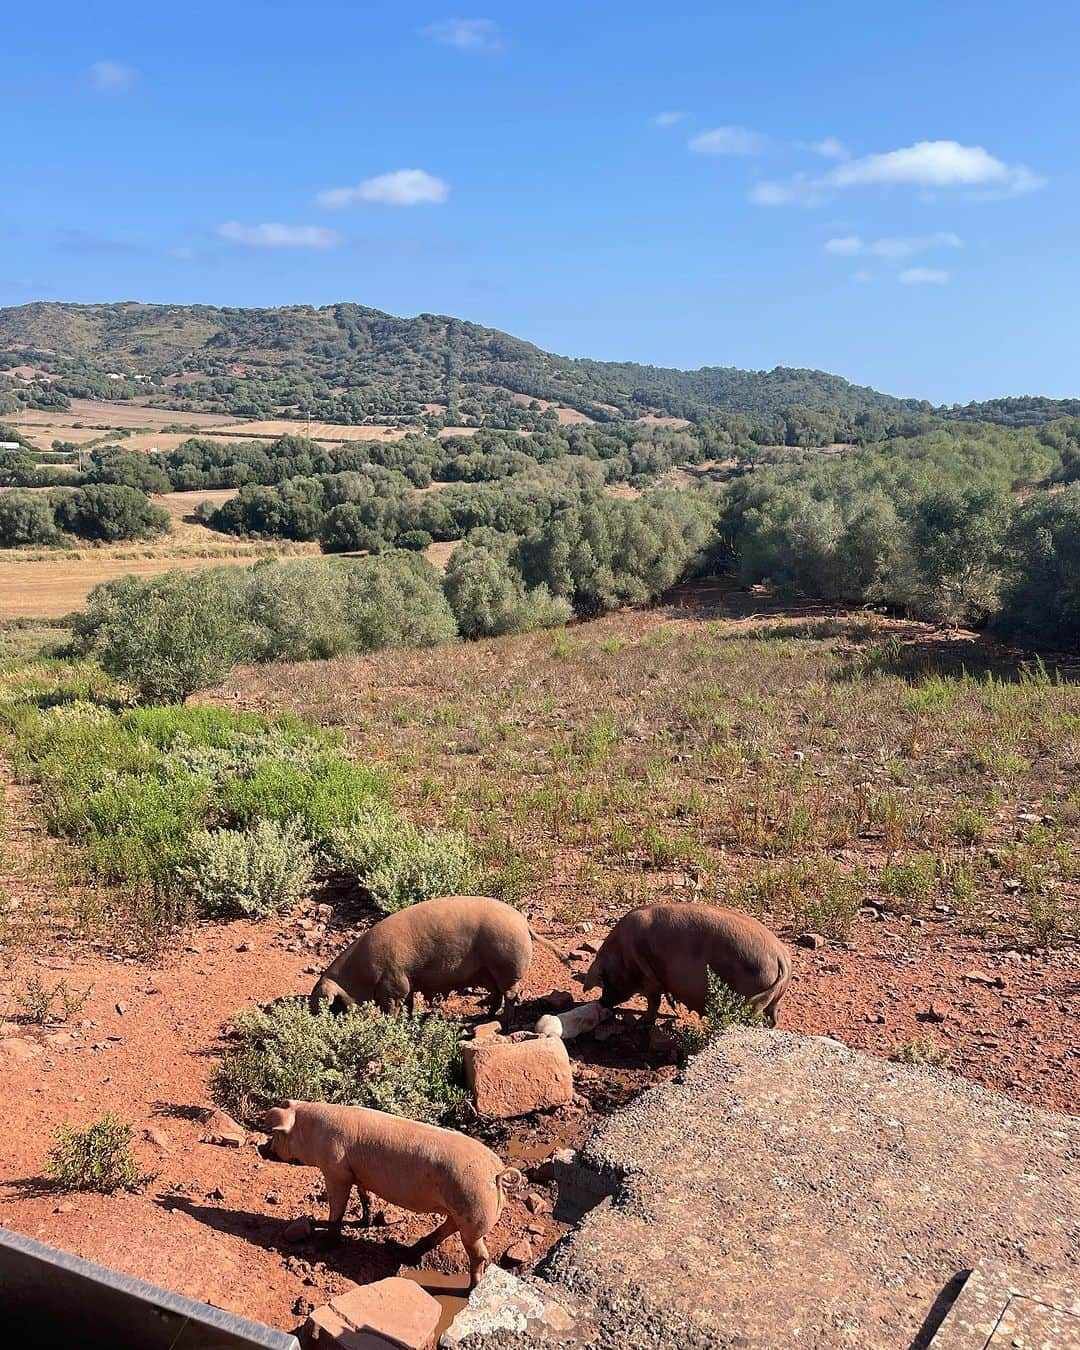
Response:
115,1002,127,1015
235,942,251,953
43,1032,72,1048
283,1216,314,1243
797,932,827,950
963,969,1006,989
441,1266,584,1348
524,1191,548,1215
462,1035,574,1119
265,1191,281,1205
470,1020,502,1041
921,1004,947,1024
576,936,604,954
302,1277,441,1350
143,1127,172,1152
199,1108,247,1148
503,1240,533,1266
0,1037,41,1063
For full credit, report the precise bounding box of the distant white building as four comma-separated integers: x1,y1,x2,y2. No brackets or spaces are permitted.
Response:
0,441,21,451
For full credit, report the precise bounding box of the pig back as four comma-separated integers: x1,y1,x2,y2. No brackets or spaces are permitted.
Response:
628,904,785,1013
338,1107,506,1224
363,894,531,996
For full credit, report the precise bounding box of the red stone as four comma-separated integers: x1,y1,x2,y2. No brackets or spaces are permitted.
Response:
302,1277,442,1349
462,1035,574,1119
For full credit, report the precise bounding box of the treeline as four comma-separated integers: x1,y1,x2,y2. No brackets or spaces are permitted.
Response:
0,484,169,547
718,424,1079,648
73,489,715,699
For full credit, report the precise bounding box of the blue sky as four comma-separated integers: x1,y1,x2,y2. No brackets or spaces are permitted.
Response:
5,1,1078,403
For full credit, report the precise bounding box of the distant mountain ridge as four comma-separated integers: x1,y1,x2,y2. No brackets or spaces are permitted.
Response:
0,300,1074,427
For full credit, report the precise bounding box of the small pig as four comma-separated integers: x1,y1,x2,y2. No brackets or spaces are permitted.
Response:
582,903,791,1026
260,1100,522,1286
310,895,545,1021
535,1001,611,1040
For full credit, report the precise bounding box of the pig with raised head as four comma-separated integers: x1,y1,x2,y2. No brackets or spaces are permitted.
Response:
310,894,540,1022
581,903,791,1026
259,1100,522,1286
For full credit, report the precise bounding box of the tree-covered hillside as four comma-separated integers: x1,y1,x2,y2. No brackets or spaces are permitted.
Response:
0,300,932,426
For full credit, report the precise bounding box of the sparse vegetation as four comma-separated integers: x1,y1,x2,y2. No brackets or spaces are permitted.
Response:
891,1034,949,1067
212,1000,465,1125
15,973,92,1024
45,1114,157,1193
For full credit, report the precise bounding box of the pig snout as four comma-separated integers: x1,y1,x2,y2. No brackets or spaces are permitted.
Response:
257,1136,278,1161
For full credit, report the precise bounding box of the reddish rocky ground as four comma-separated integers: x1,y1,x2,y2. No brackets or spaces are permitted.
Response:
0,589,1076,1335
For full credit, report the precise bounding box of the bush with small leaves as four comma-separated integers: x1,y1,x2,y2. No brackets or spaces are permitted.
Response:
671,968,765,1057
72,569,251,703
212,1000,464,1125
45,1114,157,1193
330,810,482,913
179,818,314,918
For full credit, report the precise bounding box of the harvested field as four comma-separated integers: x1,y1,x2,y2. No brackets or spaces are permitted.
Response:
0,489,317,618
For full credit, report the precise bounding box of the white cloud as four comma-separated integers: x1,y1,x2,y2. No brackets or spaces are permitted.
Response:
421,18,501,50
825,231,962,258
753,138,1045,206
652,111,687,128
828,140,1042,194
689,126,765,156
899,267,949,285
89,60,137,94
853,269,873,283
806,137,849,160
317,169,451,209
748,173,819,206
215,222,343,249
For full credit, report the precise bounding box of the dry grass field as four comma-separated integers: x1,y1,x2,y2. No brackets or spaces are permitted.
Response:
0,489,319,618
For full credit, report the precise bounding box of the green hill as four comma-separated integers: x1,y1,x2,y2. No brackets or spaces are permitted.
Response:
0,300,932,426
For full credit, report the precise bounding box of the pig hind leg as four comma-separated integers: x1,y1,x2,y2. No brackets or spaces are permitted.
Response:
462,1234,491,1288
406,1213,458,1261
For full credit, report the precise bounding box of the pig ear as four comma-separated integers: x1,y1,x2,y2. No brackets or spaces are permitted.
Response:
263,1106,296,1134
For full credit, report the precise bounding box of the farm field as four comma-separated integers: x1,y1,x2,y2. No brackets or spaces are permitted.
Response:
0,489,319,618
0,582,1075,1330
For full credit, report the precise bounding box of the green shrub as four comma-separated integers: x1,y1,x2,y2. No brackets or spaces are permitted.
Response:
0,490,60,546
330,811,482,912
53,483,170,542
180,818,314,918
443,543,572,639
996,487,1080,649
45,1114,157,1193
671,968,765,1057
218,751,388,843
212,1001,464,1124
72,570,251,703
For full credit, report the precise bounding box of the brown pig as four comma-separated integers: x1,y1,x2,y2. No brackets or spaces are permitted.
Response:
581,903,791,1026
310,895,538,1021
259,1100,522,1285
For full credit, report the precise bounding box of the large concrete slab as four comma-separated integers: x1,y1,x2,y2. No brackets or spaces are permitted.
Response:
928,1263,1080,1349
515,1030,1079,1350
